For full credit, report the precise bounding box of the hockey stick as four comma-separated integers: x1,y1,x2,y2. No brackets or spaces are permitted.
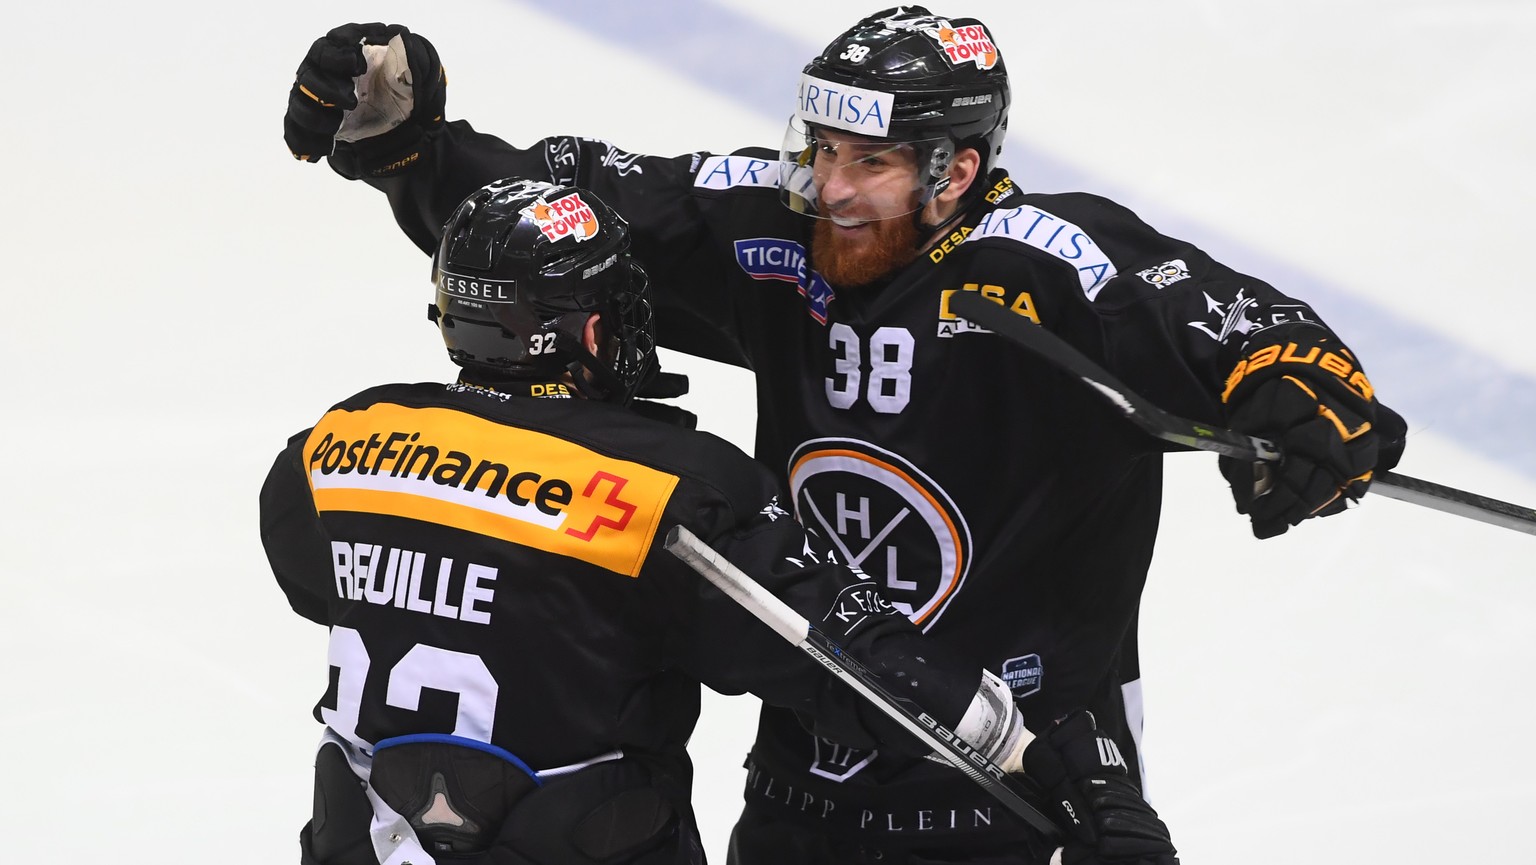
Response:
949,290,1536,536
662,525,1063,841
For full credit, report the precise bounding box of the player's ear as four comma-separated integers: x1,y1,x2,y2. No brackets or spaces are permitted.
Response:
937,147,982,204
583,313,605,356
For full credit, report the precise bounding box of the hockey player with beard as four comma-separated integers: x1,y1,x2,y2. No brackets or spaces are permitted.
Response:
281,8,1405,864
260,178,1178,865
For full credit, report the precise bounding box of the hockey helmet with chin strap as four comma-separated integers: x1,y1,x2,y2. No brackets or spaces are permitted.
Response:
430,179,656,403
781,5,1010,218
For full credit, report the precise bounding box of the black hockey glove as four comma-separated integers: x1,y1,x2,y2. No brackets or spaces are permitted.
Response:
1020,711,1178,865
284,23,446,178
635,370,690,401
1218,326,1397,539
629,399,698,429
628,368,695,426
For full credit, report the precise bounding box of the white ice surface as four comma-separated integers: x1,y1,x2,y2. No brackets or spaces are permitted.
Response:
2,1,1532,861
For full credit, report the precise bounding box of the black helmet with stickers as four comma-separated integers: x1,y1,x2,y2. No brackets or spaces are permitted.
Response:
782,6,1010,214
429,179,656,403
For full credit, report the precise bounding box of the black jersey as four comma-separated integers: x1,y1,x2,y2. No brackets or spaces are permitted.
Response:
356,126,1398,846
260,381,986,823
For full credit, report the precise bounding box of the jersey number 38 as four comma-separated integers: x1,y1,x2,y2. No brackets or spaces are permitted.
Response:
826,324,914,414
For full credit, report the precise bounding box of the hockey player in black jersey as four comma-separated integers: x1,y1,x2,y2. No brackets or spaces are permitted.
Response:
260,179,1179,865
281,9,1405,864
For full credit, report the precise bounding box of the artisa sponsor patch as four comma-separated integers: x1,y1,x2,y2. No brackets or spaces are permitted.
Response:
304,403,679,577
972,206,1117,300
797,73,893,138
694,155,785,191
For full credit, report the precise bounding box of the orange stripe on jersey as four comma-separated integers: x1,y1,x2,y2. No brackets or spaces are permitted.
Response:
788,448,965,626
303,404,678,578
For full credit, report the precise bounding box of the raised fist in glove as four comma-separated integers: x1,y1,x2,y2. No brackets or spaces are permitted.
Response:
284,23,445,178
1020,710,1178,865
1218,325,1398,539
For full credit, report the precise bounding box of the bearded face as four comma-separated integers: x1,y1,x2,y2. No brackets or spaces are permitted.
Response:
793,127,972,288
811,211,923,288
807,135,927,288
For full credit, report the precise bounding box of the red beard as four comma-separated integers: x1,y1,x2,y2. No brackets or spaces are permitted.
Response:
811,214,922,289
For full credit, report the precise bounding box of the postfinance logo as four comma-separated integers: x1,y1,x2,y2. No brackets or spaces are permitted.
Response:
304,404,678,577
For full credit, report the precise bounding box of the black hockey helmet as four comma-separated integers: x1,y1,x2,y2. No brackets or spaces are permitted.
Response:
782,6,1010,214
430,179,656,403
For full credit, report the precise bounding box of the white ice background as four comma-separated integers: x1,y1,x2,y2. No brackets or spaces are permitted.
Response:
3,1,1533,861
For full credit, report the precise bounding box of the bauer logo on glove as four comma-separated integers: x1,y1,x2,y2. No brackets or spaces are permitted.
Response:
1218,326,1383,539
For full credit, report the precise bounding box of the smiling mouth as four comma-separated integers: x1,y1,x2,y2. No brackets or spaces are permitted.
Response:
830,215,869,228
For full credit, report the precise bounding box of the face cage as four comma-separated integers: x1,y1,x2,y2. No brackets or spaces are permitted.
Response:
778,116,955,221
604,265,657,403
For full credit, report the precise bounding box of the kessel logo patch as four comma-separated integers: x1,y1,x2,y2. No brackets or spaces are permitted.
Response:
824,581,899,638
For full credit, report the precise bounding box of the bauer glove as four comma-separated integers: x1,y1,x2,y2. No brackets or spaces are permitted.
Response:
284,23,445,178
1218,326,1395,539
1020,710,1179,865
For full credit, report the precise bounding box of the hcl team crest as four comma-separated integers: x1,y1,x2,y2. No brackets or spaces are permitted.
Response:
787,438,972,630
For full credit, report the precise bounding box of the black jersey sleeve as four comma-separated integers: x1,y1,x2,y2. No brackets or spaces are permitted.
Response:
1085,201,1331,419
258,428,332,626
975,190,1386,428
359,122,755,367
